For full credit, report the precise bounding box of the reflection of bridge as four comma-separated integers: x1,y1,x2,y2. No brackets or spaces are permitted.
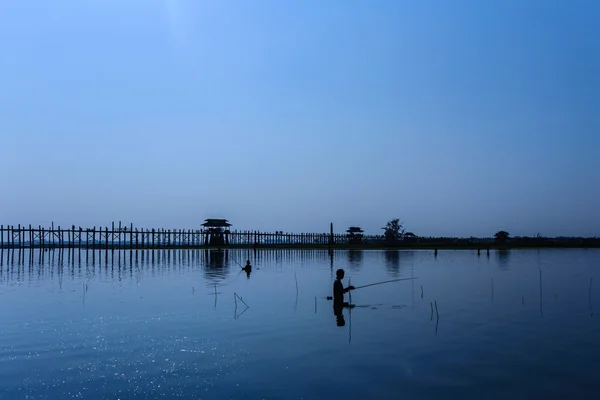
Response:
0,248,344,283
0,247,430,288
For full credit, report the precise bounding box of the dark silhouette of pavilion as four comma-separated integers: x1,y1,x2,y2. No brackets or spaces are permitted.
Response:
346,226,364,245
202,219,231,246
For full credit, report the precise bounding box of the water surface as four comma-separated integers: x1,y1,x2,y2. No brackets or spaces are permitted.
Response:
1,248,599,399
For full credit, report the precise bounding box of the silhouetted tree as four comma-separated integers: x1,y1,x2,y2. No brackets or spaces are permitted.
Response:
383,219,405,243
494,230,510,243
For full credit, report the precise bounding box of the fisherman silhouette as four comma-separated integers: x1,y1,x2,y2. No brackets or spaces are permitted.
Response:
333,269,355,308
242,260,252,278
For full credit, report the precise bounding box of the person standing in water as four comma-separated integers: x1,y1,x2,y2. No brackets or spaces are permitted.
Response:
242,260,252,278
333,269,355,307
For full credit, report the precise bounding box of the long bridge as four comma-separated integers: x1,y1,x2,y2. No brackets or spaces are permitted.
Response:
0,221,387,249
2,222,597,251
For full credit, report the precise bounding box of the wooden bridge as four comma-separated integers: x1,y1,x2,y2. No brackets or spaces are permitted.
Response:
0,222,388,249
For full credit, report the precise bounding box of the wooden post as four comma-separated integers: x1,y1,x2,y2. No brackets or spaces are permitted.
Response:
152,229,155,248
0,225,3,248
330,223,334,246
40,226,44,249
105,227,109,250
92,227,96,249
79,227,82,248
51,222,55,247
130,224,133,249
135,229,139,249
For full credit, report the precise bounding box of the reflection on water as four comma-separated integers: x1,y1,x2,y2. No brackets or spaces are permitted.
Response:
203,249,230,286
347,250,363,271
383,250,416,277
0,248,599,399
384,250,400,276
496,249,511,270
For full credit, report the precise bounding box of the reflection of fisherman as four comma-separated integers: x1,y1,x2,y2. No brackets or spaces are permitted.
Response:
334,306,346,326
242,260,252,278
333,269,355,307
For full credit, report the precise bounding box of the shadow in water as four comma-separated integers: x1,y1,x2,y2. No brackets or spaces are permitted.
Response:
384,250,416,278
333,304,346,326
496,249,511,270
347,250,363,272
384,251,400,277
203,249,231,287
333,303,355,328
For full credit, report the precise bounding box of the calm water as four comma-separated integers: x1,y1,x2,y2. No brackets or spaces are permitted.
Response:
0,248,599,399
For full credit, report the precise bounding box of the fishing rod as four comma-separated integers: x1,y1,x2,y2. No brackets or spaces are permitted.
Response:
352,277,418,290
230,254,244,268
326,277,418,300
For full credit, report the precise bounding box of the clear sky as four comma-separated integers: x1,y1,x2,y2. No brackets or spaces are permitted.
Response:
1,0,599,237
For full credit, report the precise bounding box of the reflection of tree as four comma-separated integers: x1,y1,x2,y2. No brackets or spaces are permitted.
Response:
384,250,400,277
347,250,363,271
496,249,510,270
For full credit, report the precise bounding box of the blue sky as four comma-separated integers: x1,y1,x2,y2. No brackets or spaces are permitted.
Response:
1,0,599,237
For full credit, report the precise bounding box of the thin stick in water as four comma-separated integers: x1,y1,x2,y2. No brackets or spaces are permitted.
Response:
294,271,298,295
589,277,594,317
435,300,439,320
421,285,424,299
234,292,249,308
539,269,543,316
349,277,352,305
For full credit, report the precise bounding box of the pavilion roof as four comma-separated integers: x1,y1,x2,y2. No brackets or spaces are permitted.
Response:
347,226,364,233
202,219,232,227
